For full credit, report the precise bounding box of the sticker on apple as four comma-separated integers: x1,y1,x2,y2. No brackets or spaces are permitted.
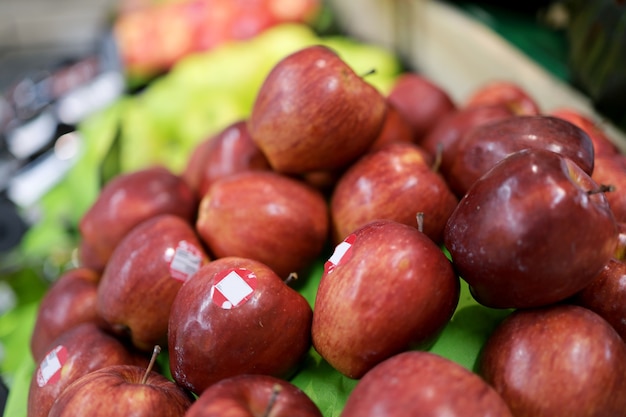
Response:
167,240,204,282
36,345,68,387
324,234,356,275
210,268,257,309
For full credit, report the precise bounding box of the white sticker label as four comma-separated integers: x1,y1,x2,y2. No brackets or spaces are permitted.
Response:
324,234,356,275
210,268,257,309
168,240,204,282
36,345,68,387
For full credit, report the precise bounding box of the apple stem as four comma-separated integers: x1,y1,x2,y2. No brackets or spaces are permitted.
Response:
588,184,615,195
284,272,298,285
432,142,443,173
416,212,425,233
360,68,377,78
262,384,283,417
141,345,161,384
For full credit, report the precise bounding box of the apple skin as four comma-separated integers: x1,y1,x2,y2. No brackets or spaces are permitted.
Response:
168,256,313,395
341,351,513,417
312,219,460,379
330,142,458,244
47,364,193,417
591,153,626,223
571,258,626,341
478,304,626,417
195,171,329,279
97,214,209,352
78,165,197,272
27,322,149,417
387,72,457,141
419,104,514,178
185,374,322,417
444,148,617,309
550,107,620,157
464,80,540,115
30,267,108,363
368,101,416,151
182,119,271,199
248,44,387,174
447,115,596,198
614,222,626,260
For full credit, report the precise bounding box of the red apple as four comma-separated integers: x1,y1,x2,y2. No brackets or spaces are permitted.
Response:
47,348,192,417
368,101,416,151
341,351,513,417
195,171,329,278
27,322,149,417
183,119,271,199
387,72,457,141
312,219,460,379
30,267,107,362
464,80,540,115
447,115,596,197
248,45,387,174
168,256,313,395
591,152,626,223
614,222,626,260
550,107,620,157
444,148,618,309
78,166,197,271
185,374,322,417
571,258,626,341
97,214,209,351
330,142,458,244
419,103,514,178
478,304,626,417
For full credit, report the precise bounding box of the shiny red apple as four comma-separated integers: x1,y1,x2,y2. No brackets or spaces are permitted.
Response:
464,80,540,115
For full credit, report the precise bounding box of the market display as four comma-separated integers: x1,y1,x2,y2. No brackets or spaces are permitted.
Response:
2,3,626,417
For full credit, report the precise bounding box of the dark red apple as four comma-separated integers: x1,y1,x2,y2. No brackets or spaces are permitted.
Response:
571,258,626,341
447,115,596,197
248,45,387,174
48,350,192,417
168,256,313,395
444,148,618,309
478,304,626,417
97,214,209,351
312,219,460,379
195,171,329,278
419,103,514,178
591,152,626,223
182,119,271,199
368,101,416,151
341,351,513,417
550,107,620,157
464,80,540,115
78,165,197,271
30,267,107,362
27,322,149,417
330,142,458,244
387,72,457,141
185,374,322,417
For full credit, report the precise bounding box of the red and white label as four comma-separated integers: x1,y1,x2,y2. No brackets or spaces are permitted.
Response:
324,234,356,275
36,345,68,387
210,268,257,309
167,240,204,282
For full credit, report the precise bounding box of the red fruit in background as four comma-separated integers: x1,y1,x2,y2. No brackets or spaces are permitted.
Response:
185,374,323,417
27,323,149,417
591,153,626,223
420,103,514,178
478,305,626,417
183,119,271,199
97,214,209,352
312,219,460,379
464,80,540,115
196,171,328,279
168,257,313,395
30,267,107,362
447,115,595,197
368,101,417,152
330,142,457,244
341,351,513,417
444,148,617,309
572,258,626,341
550,107,620,157
387,72,457,142
248,45,387,174
78,166,196,272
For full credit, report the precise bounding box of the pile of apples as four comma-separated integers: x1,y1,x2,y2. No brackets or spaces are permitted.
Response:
27,43,626,417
